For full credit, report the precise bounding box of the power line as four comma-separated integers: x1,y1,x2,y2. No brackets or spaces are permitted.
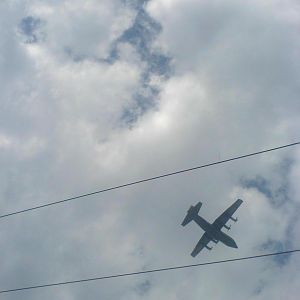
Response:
1,141,299,220
1,249,299,294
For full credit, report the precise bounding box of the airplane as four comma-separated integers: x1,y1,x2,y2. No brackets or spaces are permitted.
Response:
181,199,243,257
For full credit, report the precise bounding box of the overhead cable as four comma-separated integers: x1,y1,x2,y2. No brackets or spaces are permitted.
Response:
0,141,299,220
1,249,299,294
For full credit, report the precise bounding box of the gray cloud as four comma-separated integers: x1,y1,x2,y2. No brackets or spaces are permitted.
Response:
0,0,300,299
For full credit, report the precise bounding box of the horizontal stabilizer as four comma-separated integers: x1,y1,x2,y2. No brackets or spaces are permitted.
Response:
181,202,202,226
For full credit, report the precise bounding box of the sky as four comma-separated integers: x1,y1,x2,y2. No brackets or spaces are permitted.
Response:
0,0,300,299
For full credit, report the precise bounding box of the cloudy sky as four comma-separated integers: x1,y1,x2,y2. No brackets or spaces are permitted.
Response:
0,0,300,299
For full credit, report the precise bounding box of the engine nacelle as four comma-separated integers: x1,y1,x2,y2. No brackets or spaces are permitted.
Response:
230,216,238,222
224,224,231,230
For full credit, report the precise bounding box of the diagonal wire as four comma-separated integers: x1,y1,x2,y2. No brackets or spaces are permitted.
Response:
0,249,299,294
0,142,299,220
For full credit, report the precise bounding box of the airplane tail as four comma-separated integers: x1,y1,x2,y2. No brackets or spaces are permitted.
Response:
181,202,202,226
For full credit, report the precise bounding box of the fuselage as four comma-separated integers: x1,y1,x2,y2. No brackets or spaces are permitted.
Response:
193,215,238,248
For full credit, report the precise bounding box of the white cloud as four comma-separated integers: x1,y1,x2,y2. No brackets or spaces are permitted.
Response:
26,0,135,59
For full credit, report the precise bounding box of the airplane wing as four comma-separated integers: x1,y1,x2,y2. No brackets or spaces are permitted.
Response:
212,199,243,231
191,232,211,257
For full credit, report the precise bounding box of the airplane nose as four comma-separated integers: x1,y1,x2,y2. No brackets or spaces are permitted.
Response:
232,240,238,248
228,238,238,248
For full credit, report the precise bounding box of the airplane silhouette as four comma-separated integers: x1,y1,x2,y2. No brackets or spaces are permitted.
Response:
182,199,243,257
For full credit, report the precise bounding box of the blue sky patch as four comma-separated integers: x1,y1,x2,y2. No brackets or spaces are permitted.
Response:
115,3,172,124
260,239,292,266
135,279,152,296
242,176,273,199
19,16,44,43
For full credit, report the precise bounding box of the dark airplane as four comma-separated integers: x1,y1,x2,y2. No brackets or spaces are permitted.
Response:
182,199,243,257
